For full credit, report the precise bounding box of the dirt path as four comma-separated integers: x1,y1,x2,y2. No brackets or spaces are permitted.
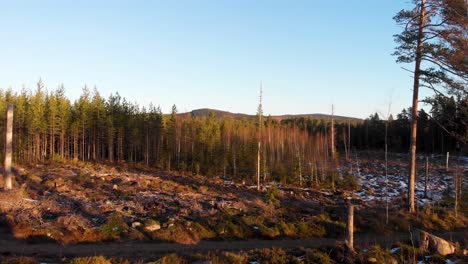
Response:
0,229,466,260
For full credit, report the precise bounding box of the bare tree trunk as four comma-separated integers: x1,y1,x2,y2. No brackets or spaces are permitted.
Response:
331,105,336,160
346,198,354,252
343,129,348,161
348,120,351,160
446,152,449,172
257,83,263,191
408,0,425,213
4,104,13,190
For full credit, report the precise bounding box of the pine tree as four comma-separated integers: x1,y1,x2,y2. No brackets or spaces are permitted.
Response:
29,79,47,161
394,0,467,212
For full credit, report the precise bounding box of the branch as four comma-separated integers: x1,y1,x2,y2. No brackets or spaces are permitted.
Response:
421,56,468,80
420,83,445,97
401,66,415,74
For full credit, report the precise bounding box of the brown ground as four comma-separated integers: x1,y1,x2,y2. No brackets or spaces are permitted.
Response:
0,155,466,260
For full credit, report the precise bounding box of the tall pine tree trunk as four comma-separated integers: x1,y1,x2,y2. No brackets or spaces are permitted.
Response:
408,0,425,213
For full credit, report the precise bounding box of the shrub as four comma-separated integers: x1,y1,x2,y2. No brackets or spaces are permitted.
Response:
337,173,360,191
150,221,215,244
389,213,410,232
415,207,468,231
256,248,288,264
259,225,281,238
278,220,297,237
222,252,248,264
265,185,281,208
394,242,424,264
242,215,266,226
0,257,38,264
215,219,250,239
157,253,188,264
202,252,248,264
99,213,128,240
297,221,326,237
305,248,335,264
190,222,216,240
70,256,111,264
365,245,398,264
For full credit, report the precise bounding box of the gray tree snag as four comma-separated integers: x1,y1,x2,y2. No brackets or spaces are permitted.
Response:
408,0,426,214
4,104,14,190
446,152,449,172
257,82,263,191
330,105,336,160
346,198,355,252
348,119,351,160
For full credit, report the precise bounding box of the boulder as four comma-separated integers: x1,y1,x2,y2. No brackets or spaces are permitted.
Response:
420,230,457,256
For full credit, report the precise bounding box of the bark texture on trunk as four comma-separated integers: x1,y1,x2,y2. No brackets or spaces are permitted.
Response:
409,0,425,213
4,104,14,190
346,198,354,252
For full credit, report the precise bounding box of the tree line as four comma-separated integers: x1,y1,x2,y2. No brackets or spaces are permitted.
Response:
0,82,465,185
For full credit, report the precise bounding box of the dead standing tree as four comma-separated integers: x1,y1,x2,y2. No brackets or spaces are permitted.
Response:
330,105,336,160
346,197,355,253
4,104,13,190
257,82,263,191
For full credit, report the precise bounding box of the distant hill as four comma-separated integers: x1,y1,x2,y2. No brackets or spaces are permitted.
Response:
177,108,362,122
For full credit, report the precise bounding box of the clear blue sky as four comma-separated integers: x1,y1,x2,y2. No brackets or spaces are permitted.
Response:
0,0,432,118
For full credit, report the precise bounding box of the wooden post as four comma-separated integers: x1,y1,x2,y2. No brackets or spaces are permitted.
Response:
346,198,355,252
446,152,449,172
4,104,13,190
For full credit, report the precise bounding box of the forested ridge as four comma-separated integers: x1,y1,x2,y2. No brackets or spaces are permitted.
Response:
0,81,466,182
